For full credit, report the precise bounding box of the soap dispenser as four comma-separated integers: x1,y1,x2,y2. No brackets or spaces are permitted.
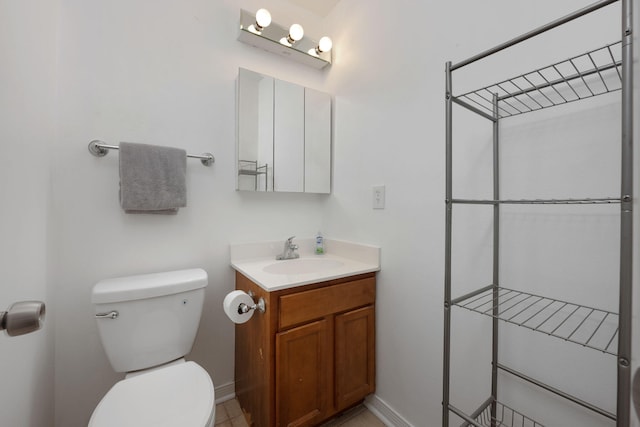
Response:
315,232,325,255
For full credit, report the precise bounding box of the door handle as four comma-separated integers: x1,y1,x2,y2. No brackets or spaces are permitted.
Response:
0,301,46,337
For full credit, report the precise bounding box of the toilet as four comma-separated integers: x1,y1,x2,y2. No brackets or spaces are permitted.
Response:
89,268,215,427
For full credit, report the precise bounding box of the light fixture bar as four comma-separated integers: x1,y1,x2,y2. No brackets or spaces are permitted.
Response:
238,9,332,69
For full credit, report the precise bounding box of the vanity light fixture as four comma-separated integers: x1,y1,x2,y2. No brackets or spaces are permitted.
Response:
238,9,332,69
248,8,272,35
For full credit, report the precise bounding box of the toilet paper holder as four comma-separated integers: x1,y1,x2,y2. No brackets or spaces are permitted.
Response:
238,291,266,315
0,300,46,337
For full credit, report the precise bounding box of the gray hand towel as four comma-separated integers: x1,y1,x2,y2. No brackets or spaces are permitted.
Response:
119,142,187,214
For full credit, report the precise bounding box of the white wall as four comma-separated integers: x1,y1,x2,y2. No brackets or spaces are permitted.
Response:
322,0,636,425
51,0,332,425
0,0,57,425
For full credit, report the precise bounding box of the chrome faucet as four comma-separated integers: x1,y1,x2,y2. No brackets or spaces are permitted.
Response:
276,236,299,260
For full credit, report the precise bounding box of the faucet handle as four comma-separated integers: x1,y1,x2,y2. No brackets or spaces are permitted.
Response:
286,236,296,243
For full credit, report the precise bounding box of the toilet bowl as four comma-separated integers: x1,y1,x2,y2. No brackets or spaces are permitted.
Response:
89,360,214,427
89,269,215,427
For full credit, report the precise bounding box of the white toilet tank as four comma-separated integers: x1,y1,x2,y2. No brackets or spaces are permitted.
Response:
92,268,208,373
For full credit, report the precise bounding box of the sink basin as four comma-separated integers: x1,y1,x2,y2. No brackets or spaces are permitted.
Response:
263,258,344,275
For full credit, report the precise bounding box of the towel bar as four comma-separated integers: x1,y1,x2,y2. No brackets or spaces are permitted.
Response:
88,140,215,166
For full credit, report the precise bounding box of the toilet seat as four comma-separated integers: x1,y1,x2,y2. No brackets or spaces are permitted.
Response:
89,361,215,427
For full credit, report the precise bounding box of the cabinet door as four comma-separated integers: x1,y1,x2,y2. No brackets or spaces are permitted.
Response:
274,79,304,192
276,319,331,427
335,306,375,411
304,88,331,194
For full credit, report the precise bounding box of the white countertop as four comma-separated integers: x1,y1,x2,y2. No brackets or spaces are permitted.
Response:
230,238,380,291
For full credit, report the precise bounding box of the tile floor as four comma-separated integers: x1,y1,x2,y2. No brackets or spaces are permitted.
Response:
214,399,385,427
214,398,248,427
319,404,386,427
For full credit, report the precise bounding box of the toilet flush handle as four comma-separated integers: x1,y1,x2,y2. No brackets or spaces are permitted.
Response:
95,311,119,319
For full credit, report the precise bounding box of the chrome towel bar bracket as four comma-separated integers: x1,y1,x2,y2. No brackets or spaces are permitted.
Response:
88,140,215,167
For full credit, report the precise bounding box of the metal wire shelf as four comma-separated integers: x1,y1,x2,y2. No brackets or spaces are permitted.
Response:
453,286,618,355
450,197,621,205
456,398,545,427
454,41,622,119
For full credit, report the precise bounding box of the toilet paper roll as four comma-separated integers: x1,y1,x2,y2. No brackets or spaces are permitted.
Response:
223,290,255,324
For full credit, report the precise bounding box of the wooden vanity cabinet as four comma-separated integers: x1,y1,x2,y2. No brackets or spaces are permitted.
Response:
234,271,376,427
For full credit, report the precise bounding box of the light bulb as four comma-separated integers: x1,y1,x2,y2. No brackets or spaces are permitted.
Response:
280,24,304,47
248,8,271,34
317,36,333,53
255,8,271,29
288,24,304,42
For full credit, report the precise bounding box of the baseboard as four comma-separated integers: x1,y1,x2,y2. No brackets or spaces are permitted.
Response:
214,381,236,404
365,394,414,427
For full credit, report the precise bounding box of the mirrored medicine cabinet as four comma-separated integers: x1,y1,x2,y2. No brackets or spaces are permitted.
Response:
236,68,331,193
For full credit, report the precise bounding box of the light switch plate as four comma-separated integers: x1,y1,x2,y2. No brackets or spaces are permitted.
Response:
373,185,385,209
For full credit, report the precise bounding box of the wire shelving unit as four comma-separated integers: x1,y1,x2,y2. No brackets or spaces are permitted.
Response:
238,159,269,191
442,1,633,426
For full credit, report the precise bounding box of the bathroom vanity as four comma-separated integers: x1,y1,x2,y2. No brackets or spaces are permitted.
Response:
229,239,380,427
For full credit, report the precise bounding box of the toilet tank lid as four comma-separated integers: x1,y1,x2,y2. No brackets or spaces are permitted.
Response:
92,269,208,304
